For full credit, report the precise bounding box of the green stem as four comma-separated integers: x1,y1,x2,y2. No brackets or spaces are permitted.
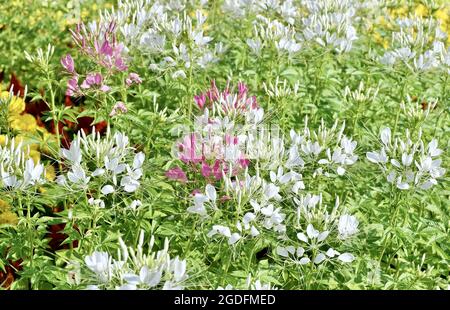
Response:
184,218,197,255
25,194,34,289
46,76,63,172
393,74,409,135
378,191,402,269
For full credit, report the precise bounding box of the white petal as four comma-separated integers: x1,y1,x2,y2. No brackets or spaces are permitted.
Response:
381,128,391,145
228,233,241,245
276,246,289,257
278,172,290,184
250,200,261,213
250,226,260,237
338,253,355,263
101,185,115,195
313,253,326,264
270,171,277,183
299,257,310,265
292,181,305,194
286,246,295,254
261,204,274,216
243,212,256,224
92,168,105,177
366,152,380,163
123,274,140,285
306,224,319,239
326,248,337,257
336,166,345,176
133,152,145,169
297,232,308,243
205,184,217,202
317,231,330,242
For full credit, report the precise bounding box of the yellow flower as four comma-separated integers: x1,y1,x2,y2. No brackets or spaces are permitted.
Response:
435,8,449,23
390,6,408,18
13,135,41,163
45,165,56,182
0,134,6,146
14,134,39,151
1,91,25,116
414,4,428,17
81,9,89,19
0,211,18,225
29,149,41,165
378,16,388,26
0,199,18,226
0,199,10,212
10,113,38,132
373,32,389,49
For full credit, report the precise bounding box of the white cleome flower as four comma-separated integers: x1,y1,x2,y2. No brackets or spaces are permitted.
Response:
338,214,359,239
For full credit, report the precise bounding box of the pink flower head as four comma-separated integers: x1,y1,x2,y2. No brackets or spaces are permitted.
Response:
109,101,128,117
166,167,188,183
212,160,224,180
114,53,128,72
61,54,75,74
249,96,259,109
225,134,239,145
125,73,142,87
81,73,101,89
194,94,206,109
238,157,250,168
237,82,248,97
206,80,220,101
71,21,128,72
196,81,260,116
201,163,212,178
178,133,202,163
81,73,110,92
66,76,80,97
100,40,113,57
222,81,231,98
100,84,111,92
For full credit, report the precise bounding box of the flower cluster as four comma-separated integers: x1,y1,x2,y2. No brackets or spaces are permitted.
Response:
379,16,449,73
366,128,445,190
0,136,45,190
180,83,361,251
57,129,145,199
190,171,288,245
82,231,188,290
62,21,142,97
101,1,223,78
1,85,55,164
223,0,298,25
70,21,128,72
286,118,358,178
247,16,301,57
167,82,263,183
276,194,358,265
301,0,358,53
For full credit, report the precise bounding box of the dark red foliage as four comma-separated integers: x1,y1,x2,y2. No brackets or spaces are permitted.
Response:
0,259,23,289
7,73,25,97
46,223,79,251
